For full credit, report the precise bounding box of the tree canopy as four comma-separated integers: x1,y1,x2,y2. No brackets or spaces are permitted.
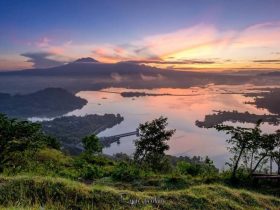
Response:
134,116,175,171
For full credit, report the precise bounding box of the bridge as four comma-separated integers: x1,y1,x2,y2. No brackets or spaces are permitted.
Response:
99,129,139,147
62,130,140,153
105,130,139,139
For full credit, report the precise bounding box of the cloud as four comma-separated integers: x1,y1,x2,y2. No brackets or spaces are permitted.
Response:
127,59,216,65
87,22,280,66
140,23,235,59
36,37,51,48
21,52,65,68
253,59,280,63
233,21,280,48
110,73,123,82
18,21,280,70
140,74,164,81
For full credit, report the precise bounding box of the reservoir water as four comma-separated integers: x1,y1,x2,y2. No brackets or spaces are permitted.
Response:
61,84,280,168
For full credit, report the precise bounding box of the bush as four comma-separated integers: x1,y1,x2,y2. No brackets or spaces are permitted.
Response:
163,174,189,189
111,162,143,182
3,148,78,179
176,161,218,177
73,158,104,180
221,168,252,185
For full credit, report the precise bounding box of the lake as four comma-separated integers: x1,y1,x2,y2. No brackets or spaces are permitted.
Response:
58,84,279,168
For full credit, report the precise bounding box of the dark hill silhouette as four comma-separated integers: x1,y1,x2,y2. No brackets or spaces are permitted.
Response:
258,71,280,76
74,57,99,63
0,60,161,77
0,88,87,118
1,58,280,93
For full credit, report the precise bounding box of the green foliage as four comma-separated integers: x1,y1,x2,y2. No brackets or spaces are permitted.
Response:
134,116,175,172
3,148,78,179
0,176,132,210
73,154,111,180
74,158,104,180
111,162,144,182
41,114,124,148
214,120,280,179
221,168,251,185
175,156,218,177
176,160,218,177
82,134,103,155
74,135,112,180
0,114,280,209
0,114,60,172
163,174,189,189
113,153,131,162
0,176,280,210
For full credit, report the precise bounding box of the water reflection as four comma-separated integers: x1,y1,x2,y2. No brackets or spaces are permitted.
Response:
66,85,280,168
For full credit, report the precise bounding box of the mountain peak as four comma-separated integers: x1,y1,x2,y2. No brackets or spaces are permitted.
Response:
74,57,98,63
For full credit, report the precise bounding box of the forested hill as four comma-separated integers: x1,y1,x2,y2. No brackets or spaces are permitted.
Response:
0,88,87,118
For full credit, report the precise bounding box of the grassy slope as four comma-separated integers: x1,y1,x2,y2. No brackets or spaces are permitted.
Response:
0,176,279,210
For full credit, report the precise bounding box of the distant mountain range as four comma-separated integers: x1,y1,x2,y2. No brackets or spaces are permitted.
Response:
258,71,280,76
74,57,99,63
0,57,280,93
0,57,161,77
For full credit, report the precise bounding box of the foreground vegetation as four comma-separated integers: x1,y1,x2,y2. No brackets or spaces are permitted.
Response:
0,114,279,209
1,176,280,210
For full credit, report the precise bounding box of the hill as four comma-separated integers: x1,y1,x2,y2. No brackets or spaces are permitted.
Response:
0,60,160,77
1,58,280,94
0,88,87,118
258,71,280,76
41,114,124,154
0,114,280,209
0,176,279,209
0,60,259,94
74,57,99,63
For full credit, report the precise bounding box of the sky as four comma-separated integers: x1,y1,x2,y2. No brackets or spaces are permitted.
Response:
1,0,280,71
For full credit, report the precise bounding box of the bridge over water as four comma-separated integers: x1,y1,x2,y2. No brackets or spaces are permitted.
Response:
63,130,140,153
99,129,139,147
103,130,139,138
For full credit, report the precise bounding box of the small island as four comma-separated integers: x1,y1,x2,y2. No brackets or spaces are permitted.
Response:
244,88,280,115
121,91,172,97
120,91,196,97
196,110,280,128
0,88,87,118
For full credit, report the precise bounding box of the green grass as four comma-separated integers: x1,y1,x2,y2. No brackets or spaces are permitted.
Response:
0,175,279,210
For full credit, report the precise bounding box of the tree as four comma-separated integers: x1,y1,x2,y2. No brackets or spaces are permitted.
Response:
215,120,279,179
134,116,175,171
0,114,60,171
270,130,280,174
82,134,102,155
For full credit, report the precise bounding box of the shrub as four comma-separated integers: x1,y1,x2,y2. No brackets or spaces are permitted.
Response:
73,158,104,180
111,162,143,182
163,174,189,189
176,161,218,177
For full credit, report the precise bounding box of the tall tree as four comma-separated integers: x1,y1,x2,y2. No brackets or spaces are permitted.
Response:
134,116,175,171
270,130,280,174
215,120,279,179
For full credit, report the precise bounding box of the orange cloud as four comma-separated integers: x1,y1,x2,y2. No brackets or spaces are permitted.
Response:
21,21,280,70
233,21,280,48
